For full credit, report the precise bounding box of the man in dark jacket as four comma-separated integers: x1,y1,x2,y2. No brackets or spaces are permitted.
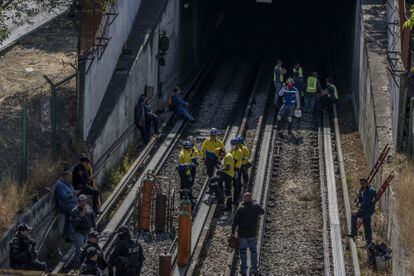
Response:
55,171,78,242
134,94,159,144
349,178,377,246
109,226,145,276
320,78,338,113
80,230,107,271
9,224,47,271
73,155,101,214
71,195,96,268
79,247,103,276
231,192,264,276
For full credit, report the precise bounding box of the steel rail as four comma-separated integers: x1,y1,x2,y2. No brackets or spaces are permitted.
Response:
332,105,361,275
251,111,347,276
99,54,247,272
319,114,332,276
223,60,273,276
322,113,346,275
173,54,265,276
98,49,227,257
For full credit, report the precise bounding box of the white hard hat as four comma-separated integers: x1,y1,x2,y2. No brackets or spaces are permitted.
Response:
294,109,302,118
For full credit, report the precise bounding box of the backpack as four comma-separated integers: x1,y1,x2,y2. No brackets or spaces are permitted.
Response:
168,94,175,111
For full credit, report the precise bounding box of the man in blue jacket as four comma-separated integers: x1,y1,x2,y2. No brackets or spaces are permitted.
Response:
170,87,195,121
348,178,377,246
55,171,78,242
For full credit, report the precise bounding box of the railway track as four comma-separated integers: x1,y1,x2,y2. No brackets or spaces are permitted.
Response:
140,56,256,275
193,50,274,276
222,107,357,275
52,33,266,276
51,48,224,273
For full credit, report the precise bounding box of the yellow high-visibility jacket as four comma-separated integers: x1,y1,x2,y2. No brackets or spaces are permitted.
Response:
240,145,250,165
230,147,243,169
222,152,235,177
178,149,193,175
200,137,224,159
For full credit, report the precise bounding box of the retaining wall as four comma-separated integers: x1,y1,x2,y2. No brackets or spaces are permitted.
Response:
82,0,143,138
0,0,224,266
353,0,410,274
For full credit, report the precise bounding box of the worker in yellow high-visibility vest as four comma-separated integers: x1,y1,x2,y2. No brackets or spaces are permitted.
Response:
320,78,339,113
273,60,287,107
293,62,304,103
304,72,322,113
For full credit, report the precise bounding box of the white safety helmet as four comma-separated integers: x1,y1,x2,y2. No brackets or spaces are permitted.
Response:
294,109,302,118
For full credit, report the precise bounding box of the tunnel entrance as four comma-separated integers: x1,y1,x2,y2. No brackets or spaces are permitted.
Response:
212,0,356,92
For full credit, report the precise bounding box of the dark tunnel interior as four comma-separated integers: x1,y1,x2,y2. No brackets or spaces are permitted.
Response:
200,0,356,92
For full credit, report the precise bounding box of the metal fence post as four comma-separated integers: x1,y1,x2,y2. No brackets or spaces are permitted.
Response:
21,105,27,184
409,97,414,161
51,85,57,160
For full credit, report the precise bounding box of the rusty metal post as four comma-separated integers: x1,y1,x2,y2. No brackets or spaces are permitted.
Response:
177,198,191,266
139,177,153,231
155,193,167,232
159,253,172,276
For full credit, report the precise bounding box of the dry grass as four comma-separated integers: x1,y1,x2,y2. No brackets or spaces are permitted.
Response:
395,164,414,273
0,176,29,234
101,149,135,202
0,156,62,235
26,156,62,195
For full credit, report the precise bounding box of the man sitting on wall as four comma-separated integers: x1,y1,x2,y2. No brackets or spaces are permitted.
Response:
168,87,195,121
55,170,78,242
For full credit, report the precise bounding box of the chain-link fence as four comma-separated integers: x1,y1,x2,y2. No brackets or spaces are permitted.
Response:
0,73,77,185
0,107,24,182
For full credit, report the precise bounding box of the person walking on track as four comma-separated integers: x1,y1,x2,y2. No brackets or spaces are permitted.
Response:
273,59,286,107
237,135,251,189
230,137,244,207
276,78,301,134
231,192,264,276
304,72,322,113
208,147,234,210
200,128,225,177
177,140,196,199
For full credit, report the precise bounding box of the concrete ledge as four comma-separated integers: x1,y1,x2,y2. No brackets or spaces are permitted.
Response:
0,189,62,267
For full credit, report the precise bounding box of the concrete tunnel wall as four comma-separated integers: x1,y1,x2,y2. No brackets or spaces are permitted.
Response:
90,0,226,185
352,0,410,274
0,0,225,266
91,0,183,184
82,0,143,139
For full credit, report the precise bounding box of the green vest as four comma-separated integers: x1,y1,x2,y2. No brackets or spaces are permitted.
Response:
293,67,303,78
306,76,317,93
331,84,338,99
274,66,284,83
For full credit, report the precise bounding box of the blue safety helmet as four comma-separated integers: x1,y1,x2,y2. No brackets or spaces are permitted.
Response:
209,128,218,135
230,137,239,146
183,140,193,149
236,135,245,144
